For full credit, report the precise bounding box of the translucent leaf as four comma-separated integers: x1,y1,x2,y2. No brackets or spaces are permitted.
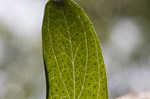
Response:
42,0,108,99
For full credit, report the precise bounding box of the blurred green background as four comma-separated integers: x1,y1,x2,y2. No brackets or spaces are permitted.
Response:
0,0,150,99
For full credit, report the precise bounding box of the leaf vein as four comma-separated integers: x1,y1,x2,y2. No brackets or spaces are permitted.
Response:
48,13,71,98
77,15,88,99
63,11,76,99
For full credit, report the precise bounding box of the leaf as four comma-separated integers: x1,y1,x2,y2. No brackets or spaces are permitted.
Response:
42,0,108,99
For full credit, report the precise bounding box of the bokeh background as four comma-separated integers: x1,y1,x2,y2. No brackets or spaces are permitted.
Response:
0,0,150,99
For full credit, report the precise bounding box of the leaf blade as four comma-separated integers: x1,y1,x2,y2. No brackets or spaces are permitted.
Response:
42,0,108,99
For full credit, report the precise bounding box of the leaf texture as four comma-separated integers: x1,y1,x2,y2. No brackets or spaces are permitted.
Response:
42,0,108,99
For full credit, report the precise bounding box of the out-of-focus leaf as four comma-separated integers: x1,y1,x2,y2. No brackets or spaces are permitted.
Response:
42,0,108,99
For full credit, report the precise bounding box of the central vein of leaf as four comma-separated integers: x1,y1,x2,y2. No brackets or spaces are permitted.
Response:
63,12,76,99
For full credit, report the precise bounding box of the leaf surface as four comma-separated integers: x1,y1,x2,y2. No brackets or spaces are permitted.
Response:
42,0,108,99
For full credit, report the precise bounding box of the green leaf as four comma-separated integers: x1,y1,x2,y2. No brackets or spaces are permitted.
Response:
42,0,108,99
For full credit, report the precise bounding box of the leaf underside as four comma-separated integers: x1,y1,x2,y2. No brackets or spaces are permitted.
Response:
42,0,108,99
